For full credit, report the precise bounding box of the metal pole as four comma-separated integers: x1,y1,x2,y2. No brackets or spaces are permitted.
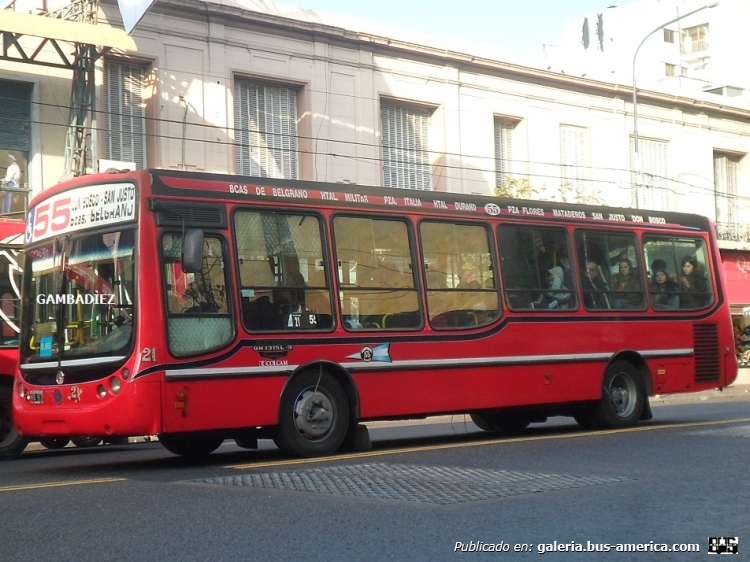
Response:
631,2,718,207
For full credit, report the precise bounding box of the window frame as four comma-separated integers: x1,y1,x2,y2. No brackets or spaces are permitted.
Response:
332,212,423,331
575,229,647,312
418,218,502,329
231,207,335,333
159,230,235,357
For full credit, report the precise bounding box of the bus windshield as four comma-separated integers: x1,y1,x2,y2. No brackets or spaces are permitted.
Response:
20,229,136,363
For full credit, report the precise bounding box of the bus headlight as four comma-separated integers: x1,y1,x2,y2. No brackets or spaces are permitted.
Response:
110,377,121,395
98,385,107,399
17,384,25,399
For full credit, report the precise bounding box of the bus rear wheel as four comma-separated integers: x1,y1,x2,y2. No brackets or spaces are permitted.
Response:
159,432,224,458
275,370,349,457
39,437,70,449
0,386,29,460
470,412,531,433
72,436,103,448
587,360,645,429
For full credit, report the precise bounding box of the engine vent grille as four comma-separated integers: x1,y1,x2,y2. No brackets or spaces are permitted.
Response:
153,201,227,228
693,323,720,383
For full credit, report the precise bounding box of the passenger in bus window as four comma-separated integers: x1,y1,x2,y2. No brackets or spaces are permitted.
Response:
458,269,481,289
582,261,609,309
650,267,679,310
679,255,708,309
536,266,571,309
611,258,642,309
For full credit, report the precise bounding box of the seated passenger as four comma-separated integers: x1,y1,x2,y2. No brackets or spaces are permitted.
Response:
611,258,642,309
650,268,679,310
582,261,609,309
679,255,709,309
536,266,571,309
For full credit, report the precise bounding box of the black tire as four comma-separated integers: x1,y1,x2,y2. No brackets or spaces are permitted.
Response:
158,432,224,458
0,386,29,460
588,360,645,429
39,437,71,450
275,370,349,457
470,412,531,434
72,436,103,448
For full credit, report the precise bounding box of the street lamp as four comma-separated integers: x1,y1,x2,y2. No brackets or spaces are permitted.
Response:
631,1,718,206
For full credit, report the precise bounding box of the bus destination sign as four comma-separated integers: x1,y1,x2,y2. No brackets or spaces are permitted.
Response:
26,183,137,244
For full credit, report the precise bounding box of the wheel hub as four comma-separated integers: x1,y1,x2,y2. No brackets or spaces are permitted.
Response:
293,388,334,440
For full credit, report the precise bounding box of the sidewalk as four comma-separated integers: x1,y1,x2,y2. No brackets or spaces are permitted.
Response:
652,383,750,405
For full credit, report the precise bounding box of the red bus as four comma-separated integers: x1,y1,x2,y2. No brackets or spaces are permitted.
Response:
13,169,738,458
0,219,26,460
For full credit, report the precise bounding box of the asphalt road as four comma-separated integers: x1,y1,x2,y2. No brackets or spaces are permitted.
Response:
1,394,748,562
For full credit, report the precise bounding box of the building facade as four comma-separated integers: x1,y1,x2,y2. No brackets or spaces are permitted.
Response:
2,0,750,320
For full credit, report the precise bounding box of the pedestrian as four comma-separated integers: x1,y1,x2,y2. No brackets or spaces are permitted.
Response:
1,153,20,214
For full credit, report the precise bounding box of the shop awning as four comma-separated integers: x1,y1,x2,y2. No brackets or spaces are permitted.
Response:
0,10,136,50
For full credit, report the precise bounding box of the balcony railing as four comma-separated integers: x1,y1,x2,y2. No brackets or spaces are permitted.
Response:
716,221,750,243
683,38,708,53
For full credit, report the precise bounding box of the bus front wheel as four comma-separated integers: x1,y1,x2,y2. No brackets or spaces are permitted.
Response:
587,360,645,429
0,386,29,460
275,370,349,457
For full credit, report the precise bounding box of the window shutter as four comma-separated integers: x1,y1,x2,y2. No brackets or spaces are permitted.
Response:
494,119,514,188
104,61,146,169
234,81,298,179
560,125,588,197
714,153,739,225
630,137,670,210
0,79,32,152
381,101,431,190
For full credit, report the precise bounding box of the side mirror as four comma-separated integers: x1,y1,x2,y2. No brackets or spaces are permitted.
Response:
182,229,204,273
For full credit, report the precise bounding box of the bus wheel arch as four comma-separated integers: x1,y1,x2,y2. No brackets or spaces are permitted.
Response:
274,363,354,457
590,354,649,429
0,382,29,460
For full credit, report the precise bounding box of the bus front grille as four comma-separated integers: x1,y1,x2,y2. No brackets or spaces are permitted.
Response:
693,323,720,383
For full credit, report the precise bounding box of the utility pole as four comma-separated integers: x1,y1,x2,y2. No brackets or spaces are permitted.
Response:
60,0,100,178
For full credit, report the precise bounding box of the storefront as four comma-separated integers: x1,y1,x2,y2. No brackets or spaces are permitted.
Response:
721,250,750,369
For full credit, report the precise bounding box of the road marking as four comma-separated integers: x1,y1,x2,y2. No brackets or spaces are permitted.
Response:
0,477,126,493
225,417,750,470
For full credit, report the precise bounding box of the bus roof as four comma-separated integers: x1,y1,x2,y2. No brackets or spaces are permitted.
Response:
37,168,713,233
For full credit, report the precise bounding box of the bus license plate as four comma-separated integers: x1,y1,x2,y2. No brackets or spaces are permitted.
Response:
28,390,43,404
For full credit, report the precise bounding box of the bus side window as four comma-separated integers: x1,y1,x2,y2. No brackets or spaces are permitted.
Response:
234,211,333,332
643,235,714,311
498,225,575,312
334,216,421,330
576,230,645,311
420,221,500,328
161,233,233,356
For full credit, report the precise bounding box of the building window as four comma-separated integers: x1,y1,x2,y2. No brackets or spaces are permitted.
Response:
682,24,708,53
381,101,431,190
234,81,298,179
663,28,675,43
104,61,147,169
714,152,741,236
630,137,671,211
560,125,590,201
494,119,516,189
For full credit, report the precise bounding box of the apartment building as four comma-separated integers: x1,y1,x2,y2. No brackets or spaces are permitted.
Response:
2,0,750,314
